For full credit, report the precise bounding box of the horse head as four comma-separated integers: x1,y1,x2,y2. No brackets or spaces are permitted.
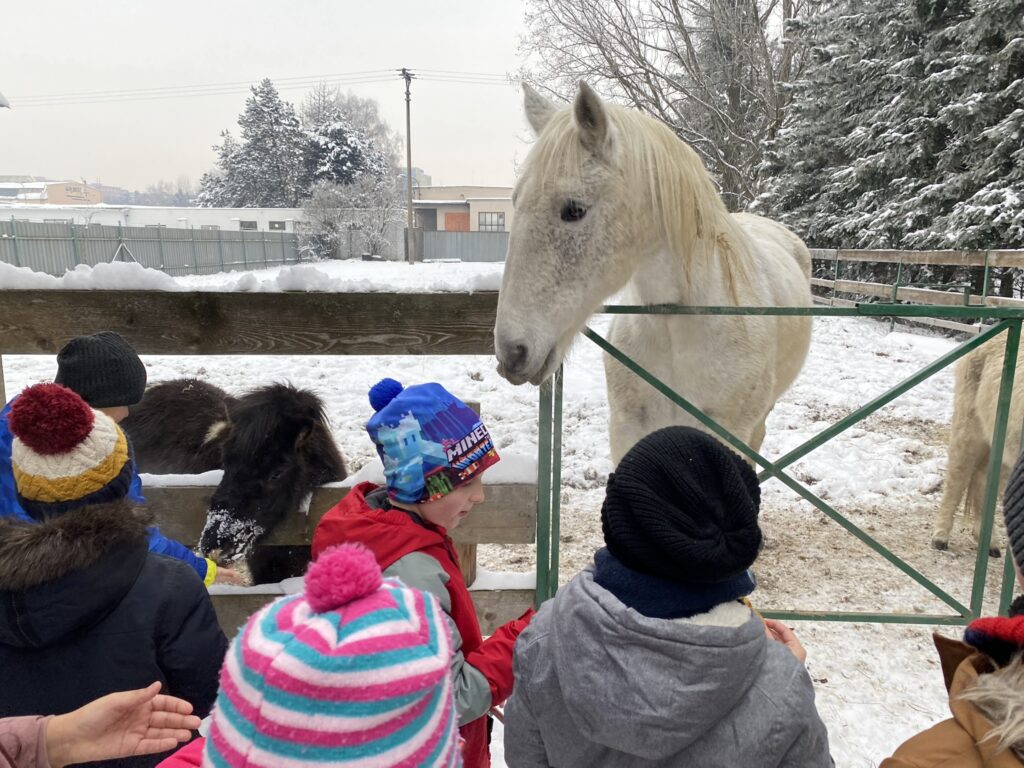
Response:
495,82,655,386
198,384,346,564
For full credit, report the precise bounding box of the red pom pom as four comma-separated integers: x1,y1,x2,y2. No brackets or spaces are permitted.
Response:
8,383,95,455
305,543,383,613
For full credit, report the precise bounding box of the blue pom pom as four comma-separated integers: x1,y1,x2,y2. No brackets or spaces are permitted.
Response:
369,378,404,412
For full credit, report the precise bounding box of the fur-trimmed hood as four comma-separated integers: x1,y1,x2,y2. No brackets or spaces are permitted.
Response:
0,501,153,649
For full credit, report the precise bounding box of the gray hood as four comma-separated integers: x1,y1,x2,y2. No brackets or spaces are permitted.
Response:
549,568,766,759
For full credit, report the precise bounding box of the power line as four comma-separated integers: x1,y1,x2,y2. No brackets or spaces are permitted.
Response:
419,76,519,86
11,70,395,102
12,76,400,108
8,69,521,109
417,69,511,78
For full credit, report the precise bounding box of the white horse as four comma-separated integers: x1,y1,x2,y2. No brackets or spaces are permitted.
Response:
494,83,814,462
932,341,1019,557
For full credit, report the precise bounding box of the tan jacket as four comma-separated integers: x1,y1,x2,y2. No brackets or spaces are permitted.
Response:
881,634,1024,768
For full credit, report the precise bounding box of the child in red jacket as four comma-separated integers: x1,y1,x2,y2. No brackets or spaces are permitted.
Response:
313,378,534,768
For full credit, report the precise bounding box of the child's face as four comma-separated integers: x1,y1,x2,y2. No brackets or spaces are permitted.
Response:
417,474,486,531
98,405,130,423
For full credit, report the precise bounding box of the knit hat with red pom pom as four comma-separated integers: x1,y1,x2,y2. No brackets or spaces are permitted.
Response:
366,378,500,504
8,382,133,519
203,542,461,768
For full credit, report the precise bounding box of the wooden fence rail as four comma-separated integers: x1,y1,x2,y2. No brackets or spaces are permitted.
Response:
808,248,1024,335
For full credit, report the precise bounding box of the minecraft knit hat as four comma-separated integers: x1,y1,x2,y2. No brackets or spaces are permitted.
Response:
366,378,500,504
55,331,147,408
8,383,133,519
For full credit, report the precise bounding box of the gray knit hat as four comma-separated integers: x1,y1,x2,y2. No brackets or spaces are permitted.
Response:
55,332,147,408
1003,451,1024,573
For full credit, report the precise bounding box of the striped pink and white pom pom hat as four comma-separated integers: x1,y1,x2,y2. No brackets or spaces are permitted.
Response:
203,542,461,768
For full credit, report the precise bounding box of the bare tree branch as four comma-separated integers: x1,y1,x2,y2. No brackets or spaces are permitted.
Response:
520,0,820,208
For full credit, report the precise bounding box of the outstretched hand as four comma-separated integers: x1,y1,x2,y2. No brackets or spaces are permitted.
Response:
763,619,807,664
214,566,247,585
46,682,201,768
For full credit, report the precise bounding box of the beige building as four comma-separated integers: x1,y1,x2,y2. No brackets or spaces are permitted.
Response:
413,185,513,233
0,180,102,204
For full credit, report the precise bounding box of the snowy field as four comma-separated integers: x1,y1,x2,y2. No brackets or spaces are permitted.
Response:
2,258,1012,767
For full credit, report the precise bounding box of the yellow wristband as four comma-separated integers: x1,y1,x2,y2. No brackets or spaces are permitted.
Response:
204,558,218,587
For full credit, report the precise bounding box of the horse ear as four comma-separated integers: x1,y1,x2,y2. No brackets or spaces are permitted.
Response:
574,81,609,155
523,83,556,136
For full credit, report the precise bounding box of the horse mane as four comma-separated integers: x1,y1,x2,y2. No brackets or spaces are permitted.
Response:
229,384,330,454
529,102,755,293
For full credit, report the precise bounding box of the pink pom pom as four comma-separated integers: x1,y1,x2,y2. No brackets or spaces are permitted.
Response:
305,543,383,613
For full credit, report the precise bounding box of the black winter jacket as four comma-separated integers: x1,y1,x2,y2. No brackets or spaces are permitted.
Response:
0,501,227,768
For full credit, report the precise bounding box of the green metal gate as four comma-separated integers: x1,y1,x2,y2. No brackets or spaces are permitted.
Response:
534,303,1024,624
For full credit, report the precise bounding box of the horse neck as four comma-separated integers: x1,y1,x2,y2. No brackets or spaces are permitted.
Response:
624,225,746,307
617,126,752,307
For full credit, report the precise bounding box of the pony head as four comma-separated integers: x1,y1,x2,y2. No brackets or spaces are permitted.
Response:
495,82,648,385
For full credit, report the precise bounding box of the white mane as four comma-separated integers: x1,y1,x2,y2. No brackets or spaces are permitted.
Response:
527,102,755,294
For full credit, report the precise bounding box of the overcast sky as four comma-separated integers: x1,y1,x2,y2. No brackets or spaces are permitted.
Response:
0,1,533,191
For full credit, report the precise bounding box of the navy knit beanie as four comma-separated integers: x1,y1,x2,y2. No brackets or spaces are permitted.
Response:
601,426,762,584
55,332,147,408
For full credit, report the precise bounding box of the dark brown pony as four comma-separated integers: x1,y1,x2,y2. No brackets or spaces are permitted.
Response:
122,379,347,583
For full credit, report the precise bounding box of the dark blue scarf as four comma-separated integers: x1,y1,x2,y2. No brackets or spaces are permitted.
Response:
593,547,755,620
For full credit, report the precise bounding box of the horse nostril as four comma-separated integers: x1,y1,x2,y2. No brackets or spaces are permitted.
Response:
506,343,529,373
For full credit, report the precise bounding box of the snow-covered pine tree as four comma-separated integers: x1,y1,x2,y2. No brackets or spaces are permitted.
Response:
301,104,390,188
301,83,402,167
918,0,1024,252
198,79,306,207
755,0,915,248
759,0,1024,259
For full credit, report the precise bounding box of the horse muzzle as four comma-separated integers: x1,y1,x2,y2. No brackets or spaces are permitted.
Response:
495,335,558,386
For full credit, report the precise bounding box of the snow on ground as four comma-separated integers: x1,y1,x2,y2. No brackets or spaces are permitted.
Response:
2,259,1009,767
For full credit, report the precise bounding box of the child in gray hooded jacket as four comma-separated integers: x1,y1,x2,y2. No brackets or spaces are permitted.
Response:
505,426,833,768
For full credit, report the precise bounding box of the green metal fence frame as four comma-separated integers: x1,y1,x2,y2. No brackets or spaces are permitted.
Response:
534,303,1024,624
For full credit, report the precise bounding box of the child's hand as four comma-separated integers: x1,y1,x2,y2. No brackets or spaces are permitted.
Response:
763,619,807,664
214,566,247,585
46,682,199,767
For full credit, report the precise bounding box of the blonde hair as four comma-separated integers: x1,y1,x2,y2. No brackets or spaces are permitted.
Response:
958,652,1024,759
527,101,755,294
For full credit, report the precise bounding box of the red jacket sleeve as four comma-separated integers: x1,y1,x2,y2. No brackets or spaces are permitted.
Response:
156,737,205,768
463,608,535,705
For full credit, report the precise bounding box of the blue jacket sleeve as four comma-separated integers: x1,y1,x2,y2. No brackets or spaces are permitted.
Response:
132,458,211,583
0,399,33,523
147,527,210,583
129,463,146,503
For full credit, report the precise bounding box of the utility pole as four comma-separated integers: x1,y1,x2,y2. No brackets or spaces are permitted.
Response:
400,68,416,263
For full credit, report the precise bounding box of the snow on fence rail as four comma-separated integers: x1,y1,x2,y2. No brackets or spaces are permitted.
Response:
0,288,536,636
809,247,1024,335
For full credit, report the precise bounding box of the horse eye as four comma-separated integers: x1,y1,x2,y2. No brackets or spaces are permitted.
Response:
560,200,588,222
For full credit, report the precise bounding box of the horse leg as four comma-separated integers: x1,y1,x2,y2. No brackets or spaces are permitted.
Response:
934,435,987,550
969,459,1004,558
749,418,768,454
606,357,663,464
